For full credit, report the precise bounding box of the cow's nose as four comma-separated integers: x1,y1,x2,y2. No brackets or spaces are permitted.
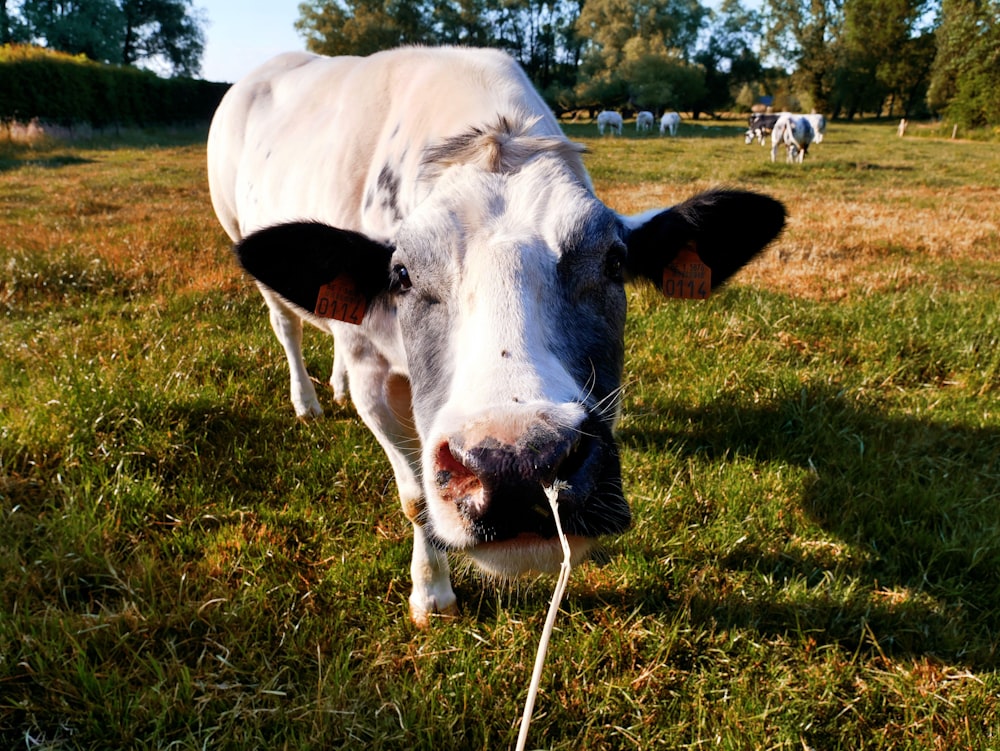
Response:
433,423,599,539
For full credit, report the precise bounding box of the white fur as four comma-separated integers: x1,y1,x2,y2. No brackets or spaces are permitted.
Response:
660,111,681,136
596,110,623,135
771,114,814,163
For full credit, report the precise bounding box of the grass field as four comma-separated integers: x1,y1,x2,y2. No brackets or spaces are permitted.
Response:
1,119,999,750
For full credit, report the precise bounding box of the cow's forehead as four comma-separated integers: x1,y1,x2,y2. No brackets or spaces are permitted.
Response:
397,157,619,267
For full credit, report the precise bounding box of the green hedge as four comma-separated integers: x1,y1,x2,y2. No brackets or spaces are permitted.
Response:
0,44,230,127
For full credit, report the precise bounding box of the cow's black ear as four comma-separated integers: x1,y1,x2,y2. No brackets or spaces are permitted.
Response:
624,189,786,290
234,222,394,318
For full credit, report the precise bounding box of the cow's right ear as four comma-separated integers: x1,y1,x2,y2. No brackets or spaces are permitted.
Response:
623,189,786,292
234,222,394,321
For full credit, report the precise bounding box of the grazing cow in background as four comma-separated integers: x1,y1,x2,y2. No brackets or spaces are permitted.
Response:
746,113,781,145
636,111,654,132
597,110,623,135
771,114,814,163
660,111,681,136
207,46,785,625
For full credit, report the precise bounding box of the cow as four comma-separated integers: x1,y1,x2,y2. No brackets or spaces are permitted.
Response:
745,113,781,145
596,110,623,135
207,47,785,626
660,111,681,136
771,114,814,163
636,111,654,132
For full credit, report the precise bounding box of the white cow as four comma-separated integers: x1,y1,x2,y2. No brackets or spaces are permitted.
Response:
636,111,654,132
771,114,814,163
660,111,681,136
596,110,623,135
207,47,785,625
805,113,826,143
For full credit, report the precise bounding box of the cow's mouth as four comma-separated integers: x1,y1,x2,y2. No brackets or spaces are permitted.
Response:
426,415,630,573
464,533,595,577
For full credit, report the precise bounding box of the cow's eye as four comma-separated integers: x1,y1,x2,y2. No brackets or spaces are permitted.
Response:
605,246,626,283
390,264,412,293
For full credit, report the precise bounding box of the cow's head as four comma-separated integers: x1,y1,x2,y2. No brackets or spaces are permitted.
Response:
234,131,785,579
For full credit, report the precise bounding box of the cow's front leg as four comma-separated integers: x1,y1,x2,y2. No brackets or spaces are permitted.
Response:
409,523,458,627
341,336,458,625
330,344,349,405
258,286,323,418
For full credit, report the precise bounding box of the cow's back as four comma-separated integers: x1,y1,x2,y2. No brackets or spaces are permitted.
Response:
207,47,562,244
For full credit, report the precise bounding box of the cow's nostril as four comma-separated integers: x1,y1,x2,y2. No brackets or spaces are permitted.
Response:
434,441,466,488
555,434,595,485
434,441,485,516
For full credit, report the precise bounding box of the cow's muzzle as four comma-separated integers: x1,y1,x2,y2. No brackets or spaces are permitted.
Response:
431,414,629,555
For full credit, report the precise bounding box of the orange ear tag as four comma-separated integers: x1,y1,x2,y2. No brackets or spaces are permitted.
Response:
314,275,367,324
662,246,711,300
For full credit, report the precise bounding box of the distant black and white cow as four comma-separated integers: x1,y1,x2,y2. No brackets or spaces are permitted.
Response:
596,110,623,135
207,47,785,626
771,113,814,163
636,111,654,132
745,113,781,145
660,111,681,136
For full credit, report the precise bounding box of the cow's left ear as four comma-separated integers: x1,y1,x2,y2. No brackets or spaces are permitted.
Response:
624,189,786,291
234,221,394,322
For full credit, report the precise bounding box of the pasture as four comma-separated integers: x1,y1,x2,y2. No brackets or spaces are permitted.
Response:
1,120,999,749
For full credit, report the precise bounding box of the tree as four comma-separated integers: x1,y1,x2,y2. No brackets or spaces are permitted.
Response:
2,0,29,43
576,0,707,67
120,0,205,77
928,0,1000,126
574,0,708,111
19,0,125,63
695,0,765,113
8,0,204,76
296,0,586,102
763,0,841,112
834,0,933,117
295,0,434,57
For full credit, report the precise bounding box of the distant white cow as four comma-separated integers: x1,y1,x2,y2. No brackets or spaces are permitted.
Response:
771,114,814,163
207,46,785,625
636,111,654,132
660,111,681,136
597,110,623,135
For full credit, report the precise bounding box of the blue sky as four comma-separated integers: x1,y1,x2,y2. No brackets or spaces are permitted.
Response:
198,1,306,83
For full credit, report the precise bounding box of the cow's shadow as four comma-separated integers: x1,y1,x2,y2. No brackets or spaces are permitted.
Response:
573,384,1000,664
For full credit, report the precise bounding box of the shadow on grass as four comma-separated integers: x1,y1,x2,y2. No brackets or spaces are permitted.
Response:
0,126,208,172
614,383,1000,664
0,153,96,173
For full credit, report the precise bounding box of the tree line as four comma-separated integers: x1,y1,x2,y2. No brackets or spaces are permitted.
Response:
2,0,996,127
293,0,998,127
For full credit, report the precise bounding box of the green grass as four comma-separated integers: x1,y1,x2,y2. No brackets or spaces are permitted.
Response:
1,123,999,749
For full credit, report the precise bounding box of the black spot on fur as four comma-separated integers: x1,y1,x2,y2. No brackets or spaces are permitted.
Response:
377,163,402,222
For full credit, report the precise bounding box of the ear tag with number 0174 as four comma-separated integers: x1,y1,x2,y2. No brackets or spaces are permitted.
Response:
662,246,711,300
314,275,367,324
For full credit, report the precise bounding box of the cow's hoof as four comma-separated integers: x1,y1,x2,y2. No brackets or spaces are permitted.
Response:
410,599,460,629
293,401,324,421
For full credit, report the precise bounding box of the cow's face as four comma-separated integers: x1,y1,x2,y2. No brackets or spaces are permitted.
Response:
234,161,785,580
389,158,631,574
